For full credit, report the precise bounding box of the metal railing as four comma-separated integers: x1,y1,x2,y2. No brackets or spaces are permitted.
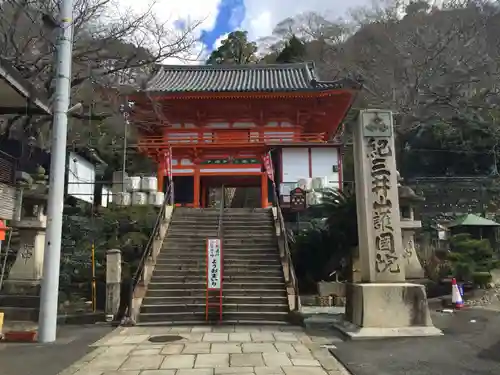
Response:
123,182,174,322
272,188,300,311
218,185,225,240
136,133,330,149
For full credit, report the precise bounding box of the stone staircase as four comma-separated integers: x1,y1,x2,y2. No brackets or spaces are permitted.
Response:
138,207,289,325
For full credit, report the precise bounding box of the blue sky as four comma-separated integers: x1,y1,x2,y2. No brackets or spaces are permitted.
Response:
199,0,246,51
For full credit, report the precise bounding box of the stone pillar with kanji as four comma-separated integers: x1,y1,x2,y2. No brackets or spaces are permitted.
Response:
339,109,441,339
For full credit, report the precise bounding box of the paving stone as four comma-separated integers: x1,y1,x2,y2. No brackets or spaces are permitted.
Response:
254,367,284,375
101,336,128,345
176,369,215,375
203,333,229,342
229,333,251,342
120,355,164,370
291,343,311,353
100,346,135,356
273,333,299,342
282,367,328,375
130,348,162,356
191,326,213,333
215,367,253,374
101,371,141,375
140,370,177,375
185,334,204,342
161,354,196,369
122,335,150,344
170,327,193,333
161,344,185,355
183,343,211,354
274,343,295,353
229,353,264,367
288,352,314,360
211,343,242,354
212,326,236,333
194,354,230,368
242,343,278,353
262,353,292,367
290,358,321,367
234,326,262,333
250,332,275,342
85,356,128,371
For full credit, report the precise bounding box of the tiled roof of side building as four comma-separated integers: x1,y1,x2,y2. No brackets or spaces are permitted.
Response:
142,62,361,93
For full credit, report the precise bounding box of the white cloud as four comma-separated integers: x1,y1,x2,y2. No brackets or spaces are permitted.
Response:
214,33,230,50
120,0,222,64
241,0,370,42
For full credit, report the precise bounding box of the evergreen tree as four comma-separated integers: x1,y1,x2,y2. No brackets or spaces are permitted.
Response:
275,35,307,63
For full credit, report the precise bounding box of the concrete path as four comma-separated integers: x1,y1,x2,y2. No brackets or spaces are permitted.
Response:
58,325,349,375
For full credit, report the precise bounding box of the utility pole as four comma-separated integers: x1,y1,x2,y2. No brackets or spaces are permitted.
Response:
38,0,74,343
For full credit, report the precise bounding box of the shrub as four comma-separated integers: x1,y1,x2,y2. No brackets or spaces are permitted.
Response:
472,271,492,288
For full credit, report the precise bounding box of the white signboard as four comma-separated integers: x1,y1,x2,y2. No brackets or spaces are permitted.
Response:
67,152,96,204
207,238,222,290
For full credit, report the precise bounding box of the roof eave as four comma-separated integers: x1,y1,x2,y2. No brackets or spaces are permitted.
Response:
0,58,52,115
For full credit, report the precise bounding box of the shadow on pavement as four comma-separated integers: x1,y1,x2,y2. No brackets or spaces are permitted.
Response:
0,325,113,375
328,308,500,375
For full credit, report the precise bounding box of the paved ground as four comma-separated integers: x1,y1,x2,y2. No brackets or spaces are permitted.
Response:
54,325,349,375
331,308,500,375
0,324,113,375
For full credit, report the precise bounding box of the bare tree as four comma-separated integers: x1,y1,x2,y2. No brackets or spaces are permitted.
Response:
0,0,201,146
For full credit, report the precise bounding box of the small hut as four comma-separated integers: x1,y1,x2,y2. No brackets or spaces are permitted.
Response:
448,214,500,252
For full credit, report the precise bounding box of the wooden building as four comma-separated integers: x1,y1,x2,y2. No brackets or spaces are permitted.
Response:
129,63,360,207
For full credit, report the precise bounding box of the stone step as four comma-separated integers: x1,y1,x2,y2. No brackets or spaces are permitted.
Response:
138,311,289,324
142,295,288,306
151,268,284,277
154,259,281,266
163,241,277,248
168,229,275,235
0,294,40,309
162,244,277,251
137,319,290,327
157,253,280,261
147,282,285,291
169,224,274,230
141,303,288,314
150,275,284,283
160,248,279,254
146,288,286,297
0,306,39,321
153,264,283,273
167,234,276,239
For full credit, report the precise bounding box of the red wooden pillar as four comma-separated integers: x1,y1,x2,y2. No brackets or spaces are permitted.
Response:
157,155,165,192
201,185,207,208
194,168,200,208
261,172,268,208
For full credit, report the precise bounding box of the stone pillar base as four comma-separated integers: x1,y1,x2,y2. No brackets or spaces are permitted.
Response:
334,283,442,339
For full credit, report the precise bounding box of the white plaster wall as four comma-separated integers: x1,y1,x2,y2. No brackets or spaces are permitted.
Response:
281,148,309,183
311,147,340,189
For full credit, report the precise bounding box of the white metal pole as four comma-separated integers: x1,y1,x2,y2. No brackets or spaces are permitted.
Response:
38,0,74,343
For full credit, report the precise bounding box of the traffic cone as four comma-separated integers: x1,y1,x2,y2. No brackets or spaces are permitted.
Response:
451,278,464,309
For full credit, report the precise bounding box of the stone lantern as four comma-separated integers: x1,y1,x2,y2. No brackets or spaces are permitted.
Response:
3,172,48,295
398,179,426,280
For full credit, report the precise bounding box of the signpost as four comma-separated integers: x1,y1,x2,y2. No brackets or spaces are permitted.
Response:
290,187,307,211
206,238,223,322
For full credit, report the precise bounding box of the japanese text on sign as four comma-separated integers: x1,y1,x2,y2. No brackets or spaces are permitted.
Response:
368,137,401,274
207,239,222,290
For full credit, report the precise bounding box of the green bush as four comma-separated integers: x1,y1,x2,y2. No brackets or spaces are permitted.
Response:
447,233,499,282
472,271,492,288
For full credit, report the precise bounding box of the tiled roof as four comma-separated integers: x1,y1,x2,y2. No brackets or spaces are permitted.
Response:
142,62,360,93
